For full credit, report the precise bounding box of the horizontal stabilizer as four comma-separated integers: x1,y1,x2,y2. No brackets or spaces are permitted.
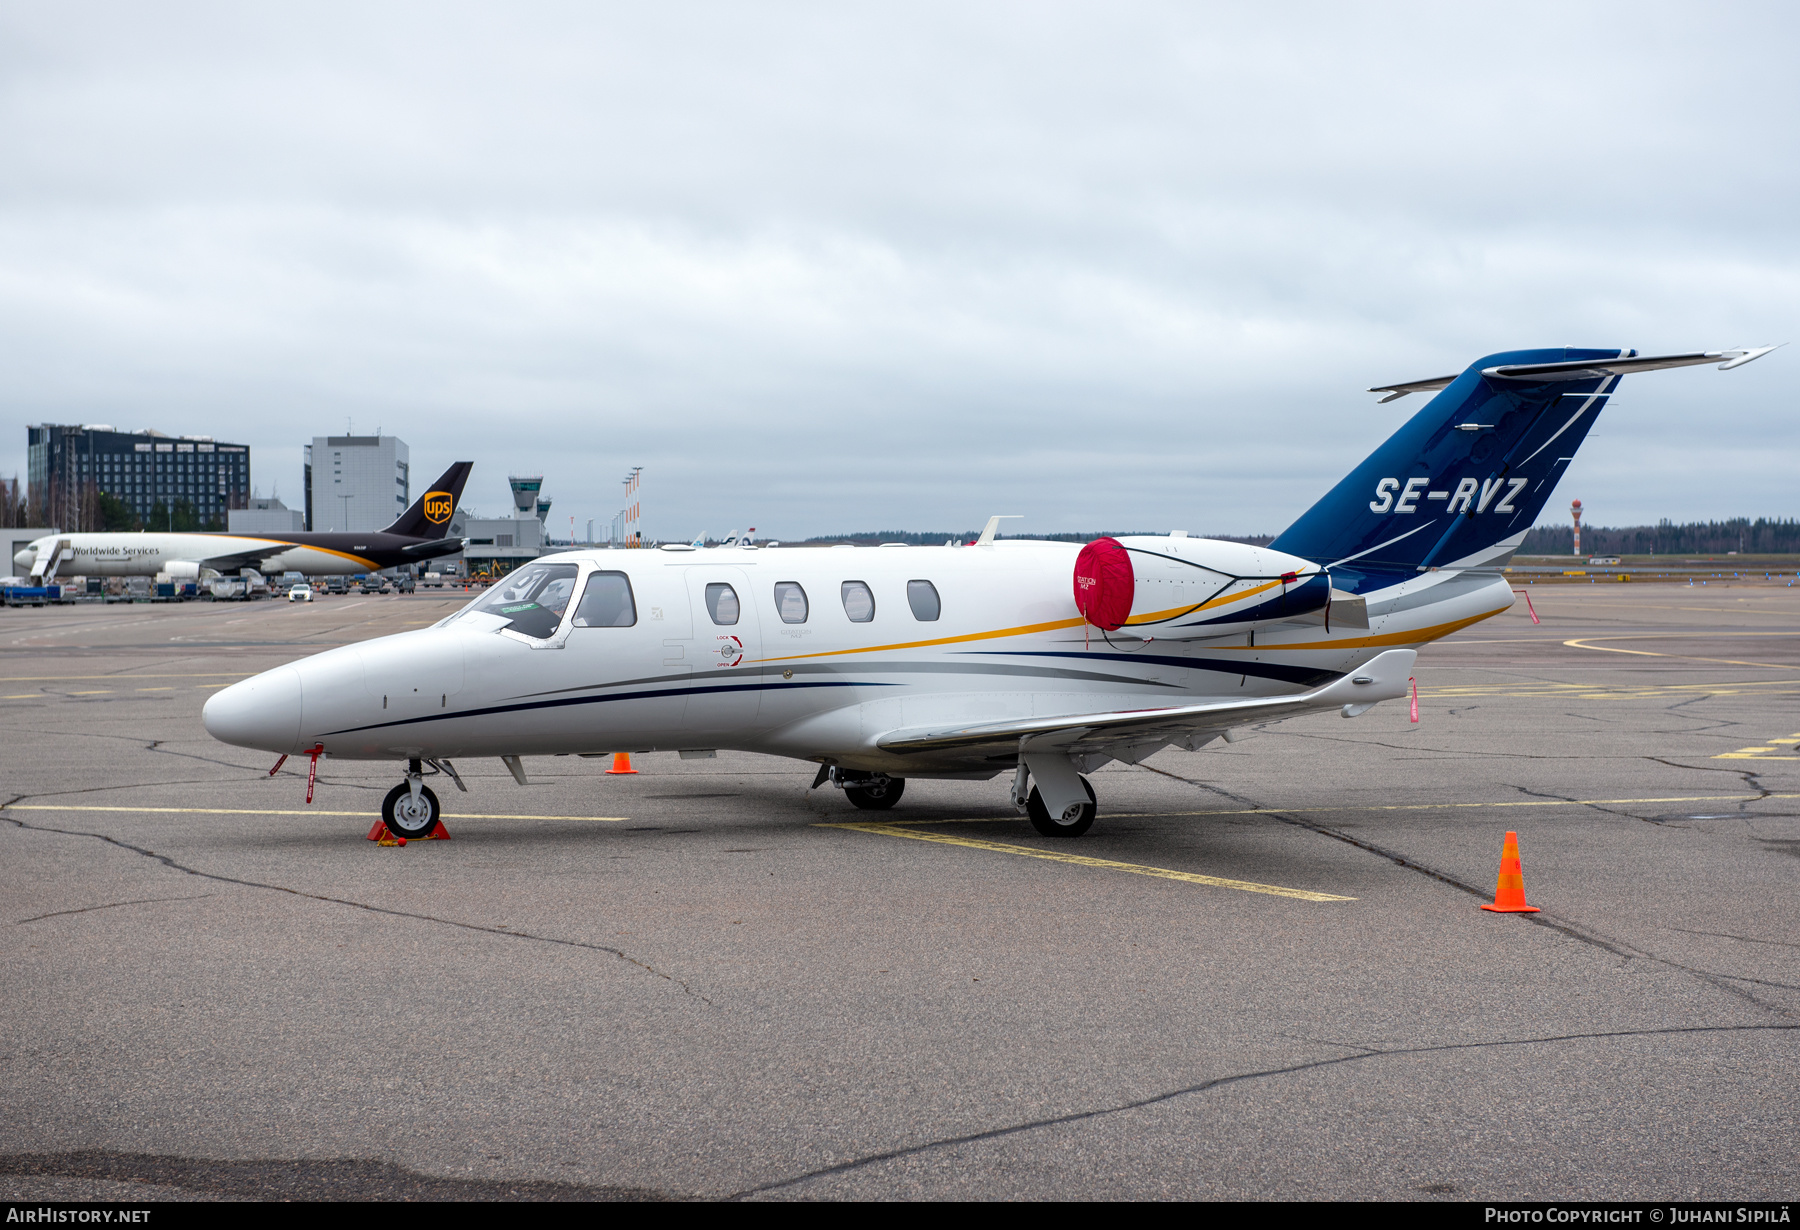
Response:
1368,375,1456,404
1482,346,1782,381
1370,345,1781,402
876,649,1417,758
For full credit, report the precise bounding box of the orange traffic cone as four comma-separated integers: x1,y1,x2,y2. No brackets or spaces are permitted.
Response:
605,752,638,775
1480,830,1540,913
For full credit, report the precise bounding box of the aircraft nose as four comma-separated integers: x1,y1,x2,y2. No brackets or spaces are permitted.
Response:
203,666,304,752
12,547,32,571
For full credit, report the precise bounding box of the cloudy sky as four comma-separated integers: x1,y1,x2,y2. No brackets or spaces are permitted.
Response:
2,2,1795,540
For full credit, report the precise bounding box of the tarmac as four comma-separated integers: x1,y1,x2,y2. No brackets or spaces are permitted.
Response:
2,583,1797,1201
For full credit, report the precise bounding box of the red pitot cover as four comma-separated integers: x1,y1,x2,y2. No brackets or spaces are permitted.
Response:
1073,537,1133,631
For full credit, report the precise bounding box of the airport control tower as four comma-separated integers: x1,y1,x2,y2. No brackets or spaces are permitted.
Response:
508,475,544,522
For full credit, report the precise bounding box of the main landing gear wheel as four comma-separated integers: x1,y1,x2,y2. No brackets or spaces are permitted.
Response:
382,781,441,839
844,776,905,810
1026,776,1097,838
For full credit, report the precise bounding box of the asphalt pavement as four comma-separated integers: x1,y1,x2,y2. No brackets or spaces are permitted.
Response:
2,583,1796,1200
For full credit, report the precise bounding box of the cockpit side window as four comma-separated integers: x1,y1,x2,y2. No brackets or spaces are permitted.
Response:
572,571,636,627
455,562,579,640
774,582,808,624
705,582,740,625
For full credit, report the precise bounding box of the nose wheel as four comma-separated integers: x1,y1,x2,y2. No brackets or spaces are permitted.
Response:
824,767,907,810
382,779,442,839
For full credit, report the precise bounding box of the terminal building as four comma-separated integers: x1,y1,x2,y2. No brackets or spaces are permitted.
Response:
304,435,409,532
26,424,251,531
447,475,554,577
228,496,306,535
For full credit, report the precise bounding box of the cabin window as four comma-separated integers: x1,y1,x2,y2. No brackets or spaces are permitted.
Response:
456,562,578,640
774,581,809,624
840,581,875,622
906,579,941,621
705,582,740,625
572,571,636,627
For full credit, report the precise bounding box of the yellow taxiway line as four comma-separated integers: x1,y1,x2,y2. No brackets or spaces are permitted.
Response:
0,673,258,682
1563,637,1800,671
878,792,1798,827
0,805,626,822
818,820,1354,902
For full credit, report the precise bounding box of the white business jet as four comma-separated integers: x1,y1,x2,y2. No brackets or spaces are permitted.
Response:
203,345,1777,840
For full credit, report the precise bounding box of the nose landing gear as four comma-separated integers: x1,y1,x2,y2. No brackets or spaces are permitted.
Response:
817,766,907,810
382,758,442,839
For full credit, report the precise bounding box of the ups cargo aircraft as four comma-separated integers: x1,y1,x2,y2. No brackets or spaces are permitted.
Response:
203,347,1777,840
13,462,474,584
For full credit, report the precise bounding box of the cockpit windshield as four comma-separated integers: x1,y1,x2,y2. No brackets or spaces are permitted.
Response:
454,563,579,640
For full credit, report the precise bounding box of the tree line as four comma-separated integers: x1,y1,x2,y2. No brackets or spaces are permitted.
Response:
0,474,222,532
1522,518,1800,556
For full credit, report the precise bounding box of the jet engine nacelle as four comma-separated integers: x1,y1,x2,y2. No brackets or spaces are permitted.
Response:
163,560,203,580
1074,535,1335,641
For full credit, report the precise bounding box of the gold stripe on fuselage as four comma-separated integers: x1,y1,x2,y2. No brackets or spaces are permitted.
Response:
749,616,1091,664
750,604,1509,666
1122,577,1287,626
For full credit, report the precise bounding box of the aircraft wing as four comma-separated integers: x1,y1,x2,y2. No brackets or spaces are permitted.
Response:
192,545,295,573
876,648,1417,758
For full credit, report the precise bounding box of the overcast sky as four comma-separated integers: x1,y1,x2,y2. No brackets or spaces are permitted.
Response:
2,2,1795,540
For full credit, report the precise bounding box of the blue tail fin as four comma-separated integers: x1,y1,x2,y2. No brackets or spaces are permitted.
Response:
1270,347,1629,587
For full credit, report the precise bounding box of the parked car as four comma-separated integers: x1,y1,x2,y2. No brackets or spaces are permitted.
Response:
287,584,314,603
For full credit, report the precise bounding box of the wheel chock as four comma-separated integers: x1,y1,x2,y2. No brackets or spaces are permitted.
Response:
367,819,450,844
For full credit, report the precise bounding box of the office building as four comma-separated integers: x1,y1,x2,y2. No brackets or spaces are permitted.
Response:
27,424,251,531
305,436,409,532
229,496,305,535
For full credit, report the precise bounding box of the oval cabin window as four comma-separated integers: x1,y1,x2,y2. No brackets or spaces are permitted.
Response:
906,579,941,621
774,582,809,624
841,581,875,622
705,582,740,626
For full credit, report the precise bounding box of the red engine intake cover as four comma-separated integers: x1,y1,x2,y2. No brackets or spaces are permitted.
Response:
1073,537,1133,631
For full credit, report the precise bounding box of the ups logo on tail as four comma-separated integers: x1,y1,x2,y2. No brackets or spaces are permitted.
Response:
423,492,454,524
